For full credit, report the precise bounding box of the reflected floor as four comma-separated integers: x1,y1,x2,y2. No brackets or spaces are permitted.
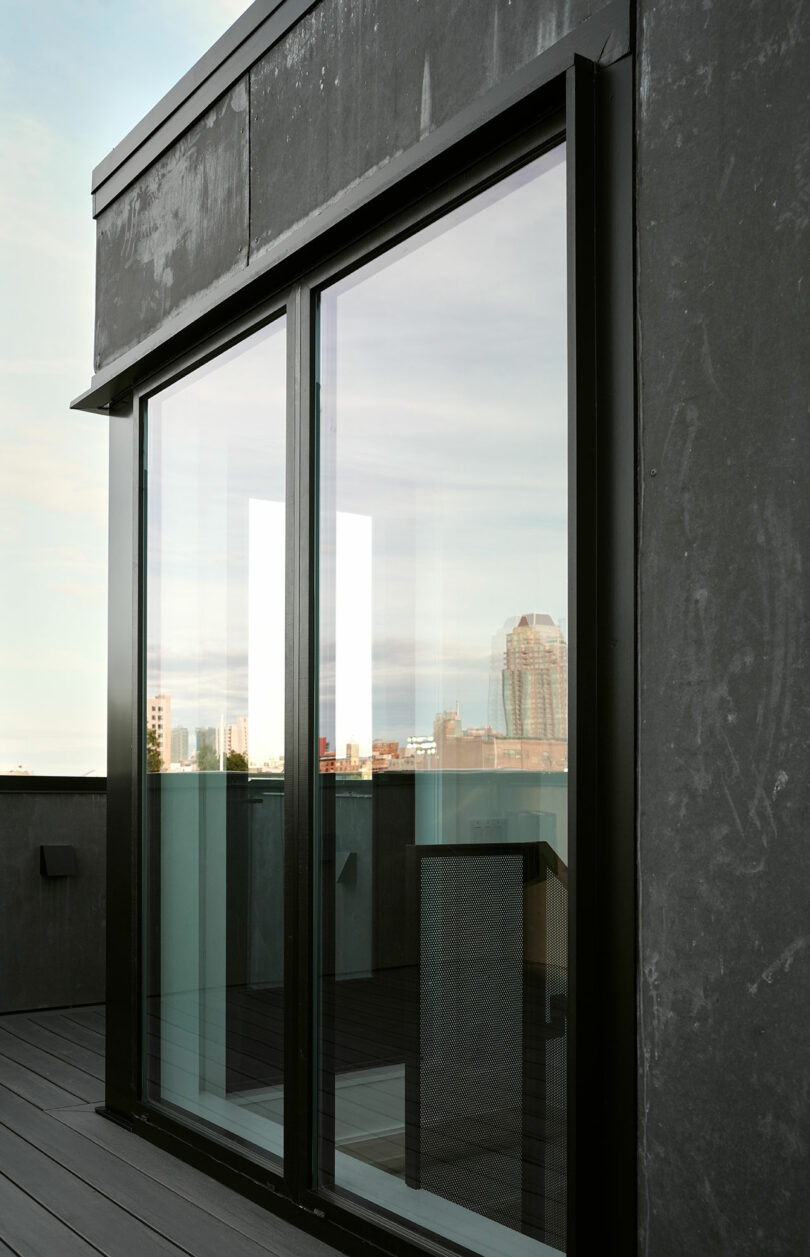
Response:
149,997,565,1255
243,1064,407,1175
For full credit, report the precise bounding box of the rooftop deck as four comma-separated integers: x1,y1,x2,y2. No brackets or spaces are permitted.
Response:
0,1005,337,1257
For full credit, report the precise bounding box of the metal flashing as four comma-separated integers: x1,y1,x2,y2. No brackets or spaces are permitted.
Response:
90,0,627,219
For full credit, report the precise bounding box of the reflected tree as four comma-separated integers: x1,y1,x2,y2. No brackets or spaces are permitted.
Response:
146,728,162,773
197,743,219,771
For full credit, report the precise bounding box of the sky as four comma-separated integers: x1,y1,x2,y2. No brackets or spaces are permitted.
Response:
0,0,252,774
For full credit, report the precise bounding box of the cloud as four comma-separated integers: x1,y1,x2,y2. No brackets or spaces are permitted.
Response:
0,643,103,677
0,357,87,377
146,644,250,725
0,439,106,520
35,545,98,568
47,581,105,603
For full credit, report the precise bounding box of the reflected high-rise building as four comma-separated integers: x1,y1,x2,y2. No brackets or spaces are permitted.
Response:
217,715,249,760
489,613,566,734
170,725,189,763
502,613,567,740
488,617,516,733
196,727,217,754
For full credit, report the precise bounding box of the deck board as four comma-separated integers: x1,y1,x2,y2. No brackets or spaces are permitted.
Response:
0,1006,340,1257
0,1083,304,1257
0,1170,103,1256
0,1025,103,1103
0,1052,86,1111
0,1015,105,1080
0,1119,189,1257
63,1007,105,1034
28,1008,106,1054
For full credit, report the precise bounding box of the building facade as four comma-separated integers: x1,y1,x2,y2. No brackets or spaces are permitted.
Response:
170,725,189,764
73,2,810,1256
146,694,171,771
502,614,567,741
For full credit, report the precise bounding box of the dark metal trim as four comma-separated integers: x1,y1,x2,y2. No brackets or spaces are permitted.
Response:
105,1098,512,1257
567,51,637,1257
592,52,637,1253
91,0,627,217
566,55,599,1257
104,393,143,1121
91,0,318,213
0,776,106,792
72,0,629,416
283,281,318,1196
134,294,288,406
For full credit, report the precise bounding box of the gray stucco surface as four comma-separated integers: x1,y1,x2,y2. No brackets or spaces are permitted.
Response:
0,791,106,1012
637,2,810,1253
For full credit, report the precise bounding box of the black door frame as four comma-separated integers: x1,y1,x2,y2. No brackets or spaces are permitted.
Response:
101,45,635,1257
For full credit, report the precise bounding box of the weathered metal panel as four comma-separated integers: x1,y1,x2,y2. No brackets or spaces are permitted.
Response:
249,0,609,255
637,1,810,1253
94,81,249,370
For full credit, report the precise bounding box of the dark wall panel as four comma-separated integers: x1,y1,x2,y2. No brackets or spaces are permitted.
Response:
91,0,615,371
0,791,106,1012
249,0,607,256
637,2,810,1253
94,82,249,370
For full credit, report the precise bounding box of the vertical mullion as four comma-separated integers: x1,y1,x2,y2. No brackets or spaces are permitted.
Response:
566,55,598,1257
594,53,637,1255
105,394,143,1121
284,283,317,1196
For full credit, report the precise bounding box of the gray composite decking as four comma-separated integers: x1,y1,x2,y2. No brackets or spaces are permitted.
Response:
0,1006,339,1257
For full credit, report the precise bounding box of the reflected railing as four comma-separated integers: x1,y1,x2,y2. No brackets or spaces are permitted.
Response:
146,770,567,1251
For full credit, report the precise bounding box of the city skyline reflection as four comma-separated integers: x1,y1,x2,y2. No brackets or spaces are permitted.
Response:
147,607,568,775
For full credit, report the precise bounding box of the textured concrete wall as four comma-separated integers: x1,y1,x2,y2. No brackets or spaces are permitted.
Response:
94,0,612,369
637,2,810,1253
0,791,106,1012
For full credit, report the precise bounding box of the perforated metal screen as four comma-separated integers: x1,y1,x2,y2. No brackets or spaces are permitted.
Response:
413,846,568,1250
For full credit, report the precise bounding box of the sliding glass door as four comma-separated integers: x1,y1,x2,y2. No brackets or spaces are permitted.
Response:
142,139,570,1256
316,146,568,1255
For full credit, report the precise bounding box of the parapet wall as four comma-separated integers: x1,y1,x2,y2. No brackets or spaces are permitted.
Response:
0,786,105,1012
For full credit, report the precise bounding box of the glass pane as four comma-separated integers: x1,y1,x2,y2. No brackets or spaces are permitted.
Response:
317,146,568,1255
144,317,286,1162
